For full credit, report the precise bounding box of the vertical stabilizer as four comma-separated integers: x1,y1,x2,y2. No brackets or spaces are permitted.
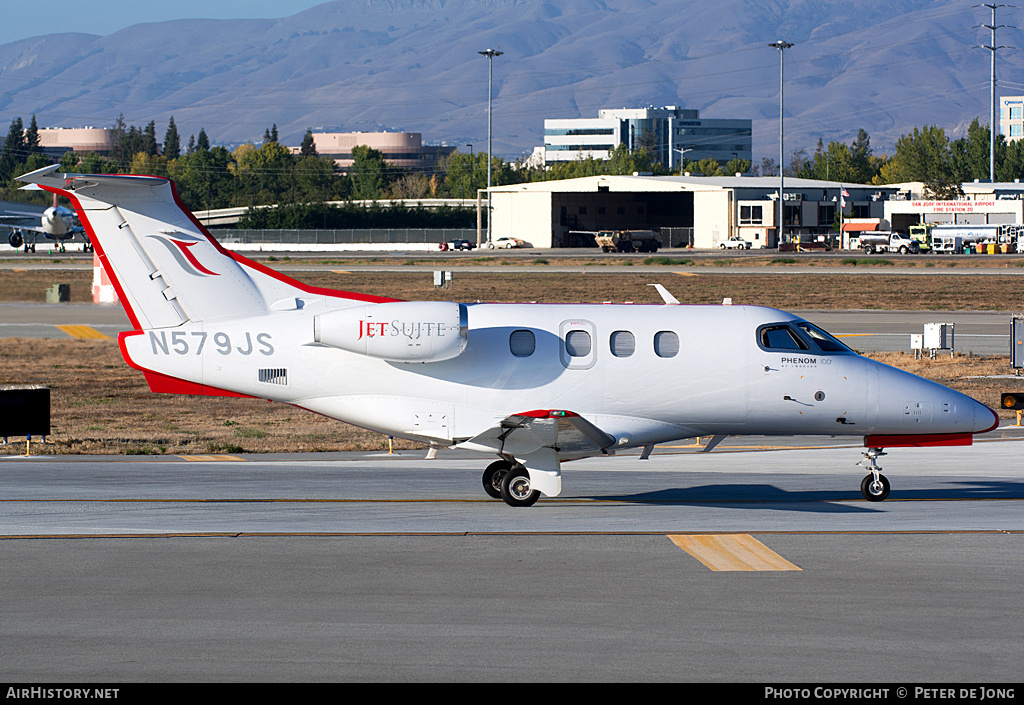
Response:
18,167,270,328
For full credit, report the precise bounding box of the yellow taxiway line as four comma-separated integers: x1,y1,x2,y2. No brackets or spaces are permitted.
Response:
56,325,108,339
667,533,802,571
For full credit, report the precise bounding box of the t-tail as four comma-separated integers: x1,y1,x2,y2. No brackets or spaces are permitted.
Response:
18,165,392,329
17,165,397,396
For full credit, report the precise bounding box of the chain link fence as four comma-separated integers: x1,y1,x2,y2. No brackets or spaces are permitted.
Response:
211,228,478,245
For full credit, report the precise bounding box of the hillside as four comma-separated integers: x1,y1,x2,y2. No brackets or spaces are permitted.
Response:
0,0,1016,161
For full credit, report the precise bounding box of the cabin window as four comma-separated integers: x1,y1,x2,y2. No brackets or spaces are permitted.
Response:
509,329,536,357
654,331,679,358
610,330,635,357
565,330,592,357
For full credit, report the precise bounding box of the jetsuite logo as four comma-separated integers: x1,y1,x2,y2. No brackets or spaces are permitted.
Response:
147,233,220,276
357,319,451,340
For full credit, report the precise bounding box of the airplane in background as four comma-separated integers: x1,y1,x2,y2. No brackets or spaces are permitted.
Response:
17,164,999,507
1,197,89,253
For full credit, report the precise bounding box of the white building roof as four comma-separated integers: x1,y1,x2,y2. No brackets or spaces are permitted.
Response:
489,174,882,194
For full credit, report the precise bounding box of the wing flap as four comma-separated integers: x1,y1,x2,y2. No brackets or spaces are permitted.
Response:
466,409,615,458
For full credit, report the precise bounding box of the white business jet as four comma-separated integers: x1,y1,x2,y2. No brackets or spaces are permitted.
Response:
2,201,89,252
18,165,998,507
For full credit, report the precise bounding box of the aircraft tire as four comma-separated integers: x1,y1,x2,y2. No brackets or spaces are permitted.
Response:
860,473,890,502
482,459,512,499
500,465,541,507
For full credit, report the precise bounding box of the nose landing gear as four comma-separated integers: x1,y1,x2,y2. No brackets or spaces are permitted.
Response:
858,447,890,502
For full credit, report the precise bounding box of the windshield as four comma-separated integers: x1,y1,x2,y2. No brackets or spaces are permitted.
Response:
795,321,855,353
757,321,856,355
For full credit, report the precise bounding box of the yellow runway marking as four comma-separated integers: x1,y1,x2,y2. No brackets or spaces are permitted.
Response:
668,533,802,571
178,455,245,462
56,325,108,339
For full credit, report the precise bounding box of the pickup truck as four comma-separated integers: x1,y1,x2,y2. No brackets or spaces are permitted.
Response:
716,236,752,250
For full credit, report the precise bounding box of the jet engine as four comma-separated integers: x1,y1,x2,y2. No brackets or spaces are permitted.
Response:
313,301,467,362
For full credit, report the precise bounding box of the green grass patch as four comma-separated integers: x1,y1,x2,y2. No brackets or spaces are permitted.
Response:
643,256,694,266
841,258,895,267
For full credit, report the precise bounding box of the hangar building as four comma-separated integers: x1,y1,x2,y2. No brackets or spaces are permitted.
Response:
488,175,890,249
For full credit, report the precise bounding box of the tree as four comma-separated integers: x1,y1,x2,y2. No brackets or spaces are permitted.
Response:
164,117,181,160
685,157,725,176
877,125,954,186
723,157,752,176
349,145,389,200
950,118,997,183
263,124,279,144
300,129,317,157
142,121,159,156
195,128,210,152
170,145,235,211
0,117,26,181
24,115,40,155
231,140,295,205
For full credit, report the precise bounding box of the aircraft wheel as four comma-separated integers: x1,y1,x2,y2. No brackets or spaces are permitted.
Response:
500,465,540,507
482,459,512,499
860,473,890,502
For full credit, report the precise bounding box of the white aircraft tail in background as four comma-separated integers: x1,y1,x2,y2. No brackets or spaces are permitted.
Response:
18,165,999,507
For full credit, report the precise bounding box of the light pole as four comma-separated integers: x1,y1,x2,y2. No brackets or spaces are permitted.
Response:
976,4,1007,183
769,40,794,247
479,49,503,244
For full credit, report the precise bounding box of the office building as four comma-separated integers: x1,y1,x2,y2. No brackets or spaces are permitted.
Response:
543,106,752,169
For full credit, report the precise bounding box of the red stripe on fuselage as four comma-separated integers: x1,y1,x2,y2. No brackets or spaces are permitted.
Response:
863,433,973,448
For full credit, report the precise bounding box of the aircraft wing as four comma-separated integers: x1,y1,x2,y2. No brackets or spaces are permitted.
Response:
465,409,616,458
0,210,45,220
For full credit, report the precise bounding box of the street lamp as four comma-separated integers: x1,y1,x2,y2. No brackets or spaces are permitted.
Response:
769,40,794,246
479,49,503,245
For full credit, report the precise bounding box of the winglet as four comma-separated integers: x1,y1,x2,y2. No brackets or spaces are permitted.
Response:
649,283,680,305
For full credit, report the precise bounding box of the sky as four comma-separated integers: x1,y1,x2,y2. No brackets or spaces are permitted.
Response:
1,0,330,44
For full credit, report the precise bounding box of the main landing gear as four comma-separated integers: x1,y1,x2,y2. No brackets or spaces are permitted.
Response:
482,458,541,507
858,447,890,502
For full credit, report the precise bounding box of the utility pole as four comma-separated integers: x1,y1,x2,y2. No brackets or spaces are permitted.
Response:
478,49,503,245
976,4,1009,183
769,40,794,247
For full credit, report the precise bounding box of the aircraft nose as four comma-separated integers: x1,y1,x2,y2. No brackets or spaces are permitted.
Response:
870,361,998,435
972,397,1000,434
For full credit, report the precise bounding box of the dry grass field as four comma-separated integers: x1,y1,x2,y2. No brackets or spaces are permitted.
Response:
1,260,1022,455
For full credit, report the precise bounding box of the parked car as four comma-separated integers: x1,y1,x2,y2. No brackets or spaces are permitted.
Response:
714,236,752,250
487,237,526,249
448,239,475,250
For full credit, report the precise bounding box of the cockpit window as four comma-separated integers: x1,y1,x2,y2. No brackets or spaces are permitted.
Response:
760,325,808,351
757,321,855,355
795,322,854,353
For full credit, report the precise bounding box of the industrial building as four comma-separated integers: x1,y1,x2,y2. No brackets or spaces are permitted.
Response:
884,180,1024,229
299,131,455,172
488,174,888,249
543,106,752,169
487,174,1024,250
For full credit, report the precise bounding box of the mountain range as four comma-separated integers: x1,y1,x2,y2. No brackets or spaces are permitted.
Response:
0,0,1019,164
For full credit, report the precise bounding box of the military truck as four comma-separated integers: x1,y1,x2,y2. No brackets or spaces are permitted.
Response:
593,230,661,253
